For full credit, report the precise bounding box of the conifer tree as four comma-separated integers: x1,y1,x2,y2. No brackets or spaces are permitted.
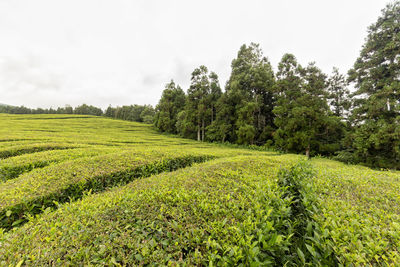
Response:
274,55,344,157
154,80,186,133
327,67,351,118
222,43,275,144
348,1,400,168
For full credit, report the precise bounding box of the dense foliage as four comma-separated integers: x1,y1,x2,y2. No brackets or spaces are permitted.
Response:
0,104,99,116
0,114,399,265
347,1,400,168
0,2,398,265
153,80,187,134
0,103,156,124
104,104,155,124
153,2,400,169
1,2,398,169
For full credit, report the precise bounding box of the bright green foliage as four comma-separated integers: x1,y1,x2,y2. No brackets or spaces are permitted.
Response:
277,161,338,265
348,1,400,169
312,158,400,265
0,156,298,266
0,143,78,159
0,152,211,230
274,55,345,157
0,114,399,265
154,80,186,133
0,147,117,182
0,114,271,231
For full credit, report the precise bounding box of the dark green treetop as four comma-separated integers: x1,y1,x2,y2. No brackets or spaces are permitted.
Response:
154,80,186,133
347,1,400,168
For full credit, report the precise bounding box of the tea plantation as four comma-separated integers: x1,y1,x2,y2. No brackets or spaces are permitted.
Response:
0,114,399,266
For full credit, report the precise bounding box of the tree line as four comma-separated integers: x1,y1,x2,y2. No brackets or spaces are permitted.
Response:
154,2,400,169
1,2,398,169
0,103,155,124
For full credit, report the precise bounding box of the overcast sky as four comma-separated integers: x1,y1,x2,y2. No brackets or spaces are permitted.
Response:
0,0,388,109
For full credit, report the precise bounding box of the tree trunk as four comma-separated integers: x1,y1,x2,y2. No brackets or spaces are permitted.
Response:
202,118,205,142
305,144,310,159
197,124,201,141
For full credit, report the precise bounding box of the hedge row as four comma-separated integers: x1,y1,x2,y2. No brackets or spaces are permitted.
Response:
0,150,213,230
0,156,290,265
0,156,336,266
0,147,119,182
311,158,400,265
0,143,79,159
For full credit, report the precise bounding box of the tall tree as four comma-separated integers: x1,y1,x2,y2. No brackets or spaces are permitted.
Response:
348,1,400,168
180,66,221,141
206,93,234,142
105,105,116,118
274,55,343,157
327,67,351,118
208,72,222,124
223,43,276,144
273,54,304,152
154,80,186,133
187,66,209,141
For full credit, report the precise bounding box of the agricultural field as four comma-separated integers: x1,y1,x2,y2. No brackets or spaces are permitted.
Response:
0,114,399,266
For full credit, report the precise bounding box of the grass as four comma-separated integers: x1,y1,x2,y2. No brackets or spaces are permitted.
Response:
0,114,399,266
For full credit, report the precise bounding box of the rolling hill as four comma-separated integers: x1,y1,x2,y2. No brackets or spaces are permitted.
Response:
0,114,398,266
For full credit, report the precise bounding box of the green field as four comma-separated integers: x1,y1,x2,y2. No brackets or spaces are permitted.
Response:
0,114,399,266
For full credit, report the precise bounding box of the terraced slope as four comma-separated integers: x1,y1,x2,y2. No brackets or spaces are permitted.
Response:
0,114,399,266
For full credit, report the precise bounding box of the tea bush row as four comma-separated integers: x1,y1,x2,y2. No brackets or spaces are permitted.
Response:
0,149,214,230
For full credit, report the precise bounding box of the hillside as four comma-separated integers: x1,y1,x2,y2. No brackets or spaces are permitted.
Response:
0,114,399,265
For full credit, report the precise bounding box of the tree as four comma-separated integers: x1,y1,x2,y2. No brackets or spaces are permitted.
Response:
327,67,350,118
140,105,155,124
176,109,196,139
186,66,210,141
64,105,73,114
274,55,343,157
273,54,304,152
348,1,400,168
181,66,221,141
154,80,186,133
105,105,116,118
224,43,276,144
74,104,103,116
208,72,222,124
236,102,257,145
206,94,234,142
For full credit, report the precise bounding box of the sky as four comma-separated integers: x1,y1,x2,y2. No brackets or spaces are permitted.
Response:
0,0,389,109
